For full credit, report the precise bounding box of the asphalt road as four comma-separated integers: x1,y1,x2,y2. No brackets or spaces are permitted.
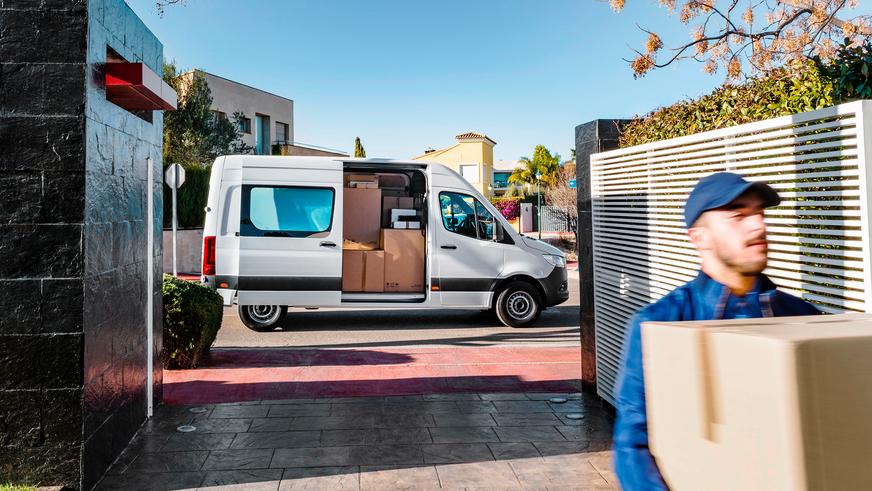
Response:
214,270,580,349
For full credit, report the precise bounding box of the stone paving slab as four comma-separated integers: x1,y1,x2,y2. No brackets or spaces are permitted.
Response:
96,393,616,490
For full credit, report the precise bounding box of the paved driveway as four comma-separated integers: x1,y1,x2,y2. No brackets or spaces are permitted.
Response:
99,392,616,490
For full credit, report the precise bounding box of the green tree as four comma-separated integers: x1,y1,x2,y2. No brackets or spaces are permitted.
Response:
354,136,366,158
508,145,560,188
162,62,251,168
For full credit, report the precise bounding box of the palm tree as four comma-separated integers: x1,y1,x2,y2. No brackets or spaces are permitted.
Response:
508,145,560,188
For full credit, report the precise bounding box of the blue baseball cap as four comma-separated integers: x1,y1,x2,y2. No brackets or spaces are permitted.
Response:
684,172,780,228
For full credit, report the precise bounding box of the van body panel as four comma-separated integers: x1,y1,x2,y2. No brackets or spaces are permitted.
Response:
236,157,344,306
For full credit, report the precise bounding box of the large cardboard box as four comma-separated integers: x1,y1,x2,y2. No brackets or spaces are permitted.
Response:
379,229,424,292
344,187,381,244
342,250,364,292
363,250,385,293
642,314,872,490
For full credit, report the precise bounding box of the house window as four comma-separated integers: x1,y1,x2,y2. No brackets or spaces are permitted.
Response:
238,117,251,134
275,122,290,144
255,114,270,155
459,164,479,183
493,172,510,188
211,110,227,121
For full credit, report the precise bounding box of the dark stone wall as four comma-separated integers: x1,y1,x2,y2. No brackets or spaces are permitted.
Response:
82,1,164,489
0,0,164,488
575,119,629,392
0,0,88,484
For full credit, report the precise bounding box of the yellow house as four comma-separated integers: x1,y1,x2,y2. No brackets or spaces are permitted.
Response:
412,132,496,198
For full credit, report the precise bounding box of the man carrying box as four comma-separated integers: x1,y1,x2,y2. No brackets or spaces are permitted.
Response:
613,172,820,490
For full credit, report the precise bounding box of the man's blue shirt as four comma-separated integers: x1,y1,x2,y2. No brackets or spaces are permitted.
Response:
612,272,821,490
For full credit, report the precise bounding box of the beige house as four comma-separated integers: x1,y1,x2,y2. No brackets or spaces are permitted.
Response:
412,132,496,197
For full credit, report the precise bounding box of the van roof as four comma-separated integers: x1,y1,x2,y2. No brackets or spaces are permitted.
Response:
223,155,451,171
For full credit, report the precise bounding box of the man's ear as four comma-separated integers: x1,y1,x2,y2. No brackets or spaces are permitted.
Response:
688,225,710,251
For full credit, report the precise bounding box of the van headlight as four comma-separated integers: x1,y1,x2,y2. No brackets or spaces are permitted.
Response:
543,254,566,268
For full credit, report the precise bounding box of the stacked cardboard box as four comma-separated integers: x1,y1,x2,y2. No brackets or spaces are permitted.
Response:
344,187,382,244
382,196,414,227
642,314,872,490
380,229,424,292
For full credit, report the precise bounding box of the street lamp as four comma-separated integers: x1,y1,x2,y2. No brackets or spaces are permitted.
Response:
536,171,542,239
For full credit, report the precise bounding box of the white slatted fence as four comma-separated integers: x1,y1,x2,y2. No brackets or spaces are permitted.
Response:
590,100,872,405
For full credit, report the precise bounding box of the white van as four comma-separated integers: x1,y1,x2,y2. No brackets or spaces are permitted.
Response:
201,156,569,331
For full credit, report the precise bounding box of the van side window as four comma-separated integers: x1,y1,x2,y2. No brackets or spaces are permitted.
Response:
439,191,494,241
240,185,334,237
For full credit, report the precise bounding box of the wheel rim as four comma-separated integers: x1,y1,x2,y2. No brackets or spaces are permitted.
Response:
247,305,281,325
506,291,536,321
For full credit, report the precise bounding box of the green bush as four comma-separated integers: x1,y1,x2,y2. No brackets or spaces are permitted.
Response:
162,274,224,369
620,42,872,147
0,485,36,491
163,164,211,229
816,40,872,101
619,65,835,147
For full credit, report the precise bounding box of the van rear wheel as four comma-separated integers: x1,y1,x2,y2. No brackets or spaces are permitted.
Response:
239,305,287,332
495,281,542,328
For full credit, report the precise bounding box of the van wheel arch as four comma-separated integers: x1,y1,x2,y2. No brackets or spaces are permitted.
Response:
491,275,545,310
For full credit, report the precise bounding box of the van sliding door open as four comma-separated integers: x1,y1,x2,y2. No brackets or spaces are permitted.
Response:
236,160,344,307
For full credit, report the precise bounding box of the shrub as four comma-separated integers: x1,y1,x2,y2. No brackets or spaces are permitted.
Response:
163,164,212,228
815,40,872,101
619,64,836,147
491,198,521,220
162,274,224,369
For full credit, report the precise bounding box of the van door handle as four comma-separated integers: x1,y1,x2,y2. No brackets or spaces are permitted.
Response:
320,241,337,248
440,244,457,250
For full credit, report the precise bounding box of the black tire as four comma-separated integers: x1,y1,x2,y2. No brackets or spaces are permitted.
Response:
495,281,542,328
238,305,287,332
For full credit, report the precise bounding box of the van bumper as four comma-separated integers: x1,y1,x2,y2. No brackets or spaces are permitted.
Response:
538,266,569,307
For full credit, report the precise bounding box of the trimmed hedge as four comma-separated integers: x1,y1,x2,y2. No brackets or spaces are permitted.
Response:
163,164,211,228
619,66,835,147
620,42,871,147
162,274,224,369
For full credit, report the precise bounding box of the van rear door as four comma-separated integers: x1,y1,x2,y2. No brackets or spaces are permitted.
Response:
236,158,343,307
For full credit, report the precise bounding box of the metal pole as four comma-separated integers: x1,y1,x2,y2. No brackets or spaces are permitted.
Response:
146,157,154,418
172,165,178,277
537,177,541,240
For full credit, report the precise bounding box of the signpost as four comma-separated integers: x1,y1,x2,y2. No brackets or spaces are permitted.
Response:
165,164,186,276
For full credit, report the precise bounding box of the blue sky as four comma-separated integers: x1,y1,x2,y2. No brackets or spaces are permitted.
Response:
127,0,784,160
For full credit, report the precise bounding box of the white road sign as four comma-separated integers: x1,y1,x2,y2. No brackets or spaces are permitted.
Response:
165,164,186,189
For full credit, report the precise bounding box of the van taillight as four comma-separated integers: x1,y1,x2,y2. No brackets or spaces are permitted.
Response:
203,236,216,275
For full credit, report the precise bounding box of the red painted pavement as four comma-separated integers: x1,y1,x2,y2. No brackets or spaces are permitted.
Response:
163,347,581,404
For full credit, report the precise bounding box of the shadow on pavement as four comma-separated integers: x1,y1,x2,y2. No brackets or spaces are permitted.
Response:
202,348,416,368
163,375,582,405
265,304,580,331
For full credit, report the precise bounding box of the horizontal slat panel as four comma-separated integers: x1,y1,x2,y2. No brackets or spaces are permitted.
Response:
591,100,871,404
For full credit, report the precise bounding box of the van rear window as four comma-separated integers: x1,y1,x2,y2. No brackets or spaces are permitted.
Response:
240,185,334,237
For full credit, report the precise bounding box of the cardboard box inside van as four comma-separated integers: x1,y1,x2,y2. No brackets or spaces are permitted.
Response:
380,229,424,292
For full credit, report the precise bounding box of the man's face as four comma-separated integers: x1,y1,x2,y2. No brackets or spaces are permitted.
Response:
690,192,768,275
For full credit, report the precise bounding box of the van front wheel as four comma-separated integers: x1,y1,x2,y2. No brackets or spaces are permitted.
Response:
495,281,542,328
239,305,287,332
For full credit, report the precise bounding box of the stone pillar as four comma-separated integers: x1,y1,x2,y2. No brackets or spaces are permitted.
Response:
0,0,165,487
575,119,629,392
